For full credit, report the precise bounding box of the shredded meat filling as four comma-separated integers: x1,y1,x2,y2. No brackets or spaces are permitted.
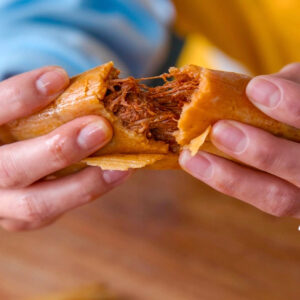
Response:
103,71,199,153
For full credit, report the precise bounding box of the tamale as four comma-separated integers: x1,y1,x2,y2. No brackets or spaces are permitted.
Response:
2,62,299,171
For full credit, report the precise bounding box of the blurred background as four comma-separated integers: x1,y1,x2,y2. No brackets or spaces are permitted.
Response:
0,0,300,299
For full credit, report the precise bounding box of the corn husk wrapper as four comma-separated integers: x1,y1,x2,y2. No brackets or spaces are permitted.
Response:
2,62,299,171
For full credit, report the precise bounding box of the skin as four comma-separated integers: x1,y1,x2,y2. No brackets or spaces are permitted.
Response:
1,63,299,230
0,66,131,231
180,63,300,218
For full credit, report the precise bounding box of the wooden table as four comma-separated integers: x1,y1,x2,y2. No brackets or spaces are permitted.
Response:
0,170,299,300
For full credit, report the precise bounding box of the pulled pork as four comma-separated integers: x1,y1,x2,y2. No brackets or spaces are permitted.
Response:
103,70,199,153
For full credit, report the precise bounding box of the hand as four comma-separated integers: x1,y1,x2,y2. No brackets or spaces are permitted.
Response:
180,63,300,218
0,67,130,231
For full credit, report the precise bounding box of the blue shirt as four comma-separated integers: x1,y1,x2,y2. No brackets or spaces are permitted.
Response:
0,0,174,79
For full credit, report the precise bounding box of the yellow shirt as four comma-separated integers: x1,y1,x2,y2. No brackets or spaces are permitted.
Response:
172,0,300,75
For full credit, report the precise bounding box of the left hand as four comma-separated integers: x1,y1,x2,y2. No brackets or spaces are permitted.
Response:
179,63,300,218
0,67,131,232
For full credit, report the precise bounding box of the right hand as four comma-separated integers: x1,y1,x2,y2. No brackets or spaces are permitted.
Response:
0,67,130,231
179,63,300,218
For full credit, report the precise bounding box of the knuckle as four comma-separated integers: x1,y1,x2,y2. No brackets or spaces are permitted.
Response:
17,193,48,222
251,142,278,171
263,184,298,217
69,167,106,205
8,87,29,115
0,152,24,188
46,134,72,168
13,95,26,114
77,185,95,204
215,175,239,196
77,168,104,202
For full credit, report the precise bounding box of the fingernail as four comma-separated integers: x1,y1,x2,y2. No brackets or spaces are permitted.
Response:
212,121,248,153
247,77,281,108
102,170,130,185
77,120,111,150
180,150,213,179
36,68,69,95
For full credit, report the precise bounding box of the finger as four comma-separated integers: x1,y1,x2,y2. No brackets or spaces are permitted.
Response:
0,66,69,125
0,116,112,188
0,216,58,232
246,75,300,128
0,219,26,232
0,167,131,222
211,120,300,187
0,219,30,232
179,151,300,218
275,62,300,83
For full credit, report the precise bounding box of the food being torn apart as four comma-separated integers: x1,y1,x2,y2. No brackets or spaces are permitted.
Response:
1,62,299,172
104,69,200,153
